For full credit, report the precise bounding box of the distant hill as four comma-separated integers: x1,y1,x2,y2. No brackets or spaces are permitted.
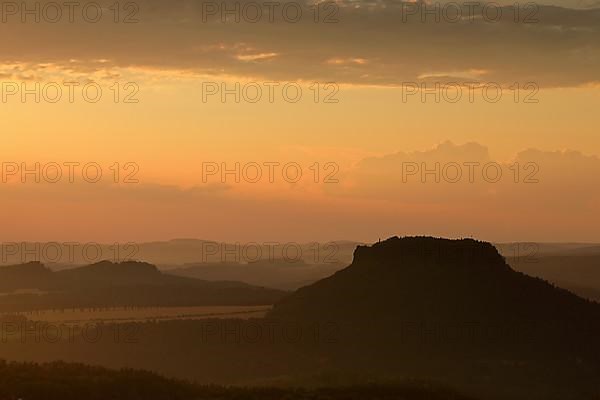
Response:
168,259,346,290
0,240,361,268
495,242,600,257
0,262,55,292
506,254,600,302
545,245,600,256
494,242,600,301
0,261,285,312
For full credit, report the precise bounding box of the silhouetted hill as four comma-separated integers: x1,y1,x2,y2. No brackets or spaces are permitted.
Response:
272,237,600,323
0,261,285,312
57,260,194,288
0,261,261,291
56,261,161,287
269,236,600,399
0,262,55,292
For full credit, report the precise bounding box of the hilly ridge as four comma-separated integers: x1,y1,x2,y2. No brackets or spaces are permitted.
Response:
0,261,285,312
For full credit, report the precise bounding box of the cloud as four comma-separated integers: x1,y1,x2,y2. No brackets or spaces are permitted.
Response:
0,142,598,242
1,1,599,87
329,141,600,217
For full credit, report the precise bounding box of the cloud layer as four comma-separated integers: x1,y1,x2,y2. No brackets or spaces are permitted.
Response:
1,1,600,87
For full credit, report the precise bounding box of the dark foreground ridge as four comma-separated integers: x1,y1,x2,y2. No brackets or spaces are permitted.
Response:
0,360,476,400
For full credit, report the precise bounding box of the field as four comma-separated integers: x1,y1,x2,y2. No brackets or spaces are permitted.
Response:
6,305,272,325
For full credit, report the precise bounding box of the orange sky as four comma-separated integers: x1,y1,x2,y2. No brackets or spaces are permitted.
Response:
1,0,599,243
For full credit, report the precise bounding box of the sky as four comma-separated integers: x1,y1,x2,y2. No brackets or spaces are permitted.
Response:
0,0,599,243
